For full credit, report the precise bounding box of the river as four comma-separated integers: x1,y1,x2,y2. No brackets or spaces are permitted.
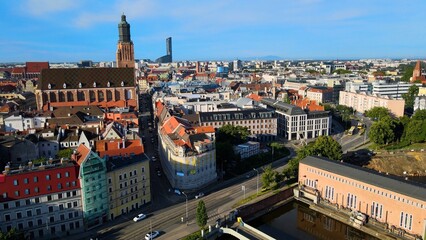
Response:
245,201,379,240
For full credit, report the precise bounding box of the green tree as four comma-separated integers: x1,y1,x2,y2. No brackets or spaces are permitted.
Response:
312,136,343,160
405,120,426,144
332,69,352,74
402,85,419,113
365,107,390,120
412,109,426,121
217,125,250,144
57,148,73,159
369,120,395,145
196,200,208,229
0,228,25,240
400,65,414,82
261,165,279,190
283,136,342,178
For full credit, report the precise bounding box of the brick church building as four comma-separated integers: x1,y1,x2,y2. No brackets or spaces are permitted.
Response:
35,15,137,111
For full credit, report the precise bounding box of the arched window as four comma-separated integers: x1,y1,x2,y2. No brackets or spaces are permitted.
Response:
121,81,125,87
63,83,67,89
58,92,65,102
78,83,82,88
93,82,97,88
98,90,105,102
77,91,85,101
48,83,52,89
67,92,74,102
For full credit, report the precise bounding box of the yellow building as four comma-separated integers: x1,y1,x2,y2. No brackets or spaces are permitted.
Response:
106,154,151,220
419,87,426,96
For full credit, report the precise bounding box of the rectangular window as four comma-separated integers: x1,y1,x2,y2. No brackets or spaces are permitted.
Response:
27,210,32,217
13,179,18,186
24,178,29,184
65,172,69,177
46,175,50,180
36,208,41,215
14,191,19,197
25,189,30,195
16,212,22,219
49,206,53,212
57,173,61,179
34,187,39,193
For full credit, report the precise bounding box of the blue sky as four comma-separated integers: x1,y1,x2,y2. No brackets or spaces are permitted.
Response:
1,0,426,62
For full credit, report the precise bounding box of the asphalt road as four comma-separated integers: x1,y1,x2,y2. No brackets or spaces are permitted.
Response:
95,147,296,240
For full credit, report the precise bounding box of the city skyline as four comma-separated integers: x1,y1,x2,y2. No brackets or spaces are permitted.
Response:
1,0,426,62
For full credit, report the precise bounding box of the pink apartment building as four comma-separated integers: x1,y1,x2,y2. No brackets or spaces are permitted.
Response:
297,156,426,239
339,91,405,117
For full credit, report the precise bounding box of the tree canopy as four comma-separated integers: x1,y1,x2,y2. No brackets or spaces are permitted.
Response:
284,136,342,178
365,107,390,120
261,165,279,190
333,69,352,75
402,85,419,113
57,148,73,159
399,63,415,82
217,124,250,144
368,120,395,145
196,200,208,229
0,228,25,240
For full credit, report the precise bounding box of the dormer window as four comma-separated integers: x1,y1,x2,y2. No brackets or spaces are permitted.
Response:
107,81,111,87
93,82,97,88
63,83,67,89
121,81,124,87
78,82,82,88
48,83,52,89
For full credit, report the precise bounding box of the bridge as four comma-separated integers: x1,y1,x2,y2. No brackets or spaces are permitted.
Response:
218,217,276,240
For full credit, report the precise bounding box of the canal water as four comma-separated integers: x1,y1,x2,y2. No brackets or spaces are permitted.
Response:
245,201,379,240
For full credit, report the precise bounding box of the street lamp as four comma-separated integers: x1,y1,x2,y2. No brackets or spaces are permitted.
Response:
182,192,188,225
253,168,259,195
242,185,246,200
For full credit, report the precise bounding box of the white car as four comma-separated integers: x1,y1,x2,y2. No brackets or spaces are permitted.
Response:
133,213,147,222
195,192,204,199
145,231,160,240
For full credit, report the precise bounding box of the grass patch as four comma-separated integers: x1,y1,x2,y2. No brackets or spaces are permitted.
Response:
232,188,271,208
182,227,208,240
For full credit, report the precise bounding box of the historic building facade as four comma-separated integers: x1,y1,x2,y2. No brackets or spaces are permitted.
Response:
116,14,135,68
0,160,84,239
35,68,138,111
296,156,426,239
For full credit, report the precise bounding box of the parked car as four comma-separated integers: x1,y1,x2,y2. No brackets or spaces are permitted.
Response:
157,170,161,177
174,189,182,195
144,231,160,240
151,156,156,161
245,172,255,179
133,213,147,222
195,192,204,199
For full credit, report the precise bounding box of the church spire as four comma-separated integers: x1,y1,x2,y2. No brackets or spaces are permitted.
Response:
116,14,135,68
118,13,131,43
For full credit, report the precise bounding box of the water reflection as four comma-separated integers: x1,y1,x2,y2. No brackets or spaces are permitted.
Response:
249,201,379,240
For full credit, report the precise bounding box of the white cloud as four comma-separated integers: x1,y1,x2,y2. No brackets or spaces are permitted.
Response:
21,0,80,17
73,0,156,28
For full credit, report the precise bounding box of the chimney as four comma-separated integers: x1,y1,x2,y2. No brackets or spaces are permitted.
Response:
3,165,10,175
28,161,33,169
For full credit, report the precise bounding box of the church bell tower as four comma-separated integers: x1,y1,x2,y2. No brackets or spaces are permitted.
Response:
116,14,135,68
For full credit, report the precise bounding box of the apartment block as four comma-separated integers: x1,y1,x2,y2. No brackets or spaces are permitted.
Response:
198,109,277,142
339,91,405,117
0,160,84,239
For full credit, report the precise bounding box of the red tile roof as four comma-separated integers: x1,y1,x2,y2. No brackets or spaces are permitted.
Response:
96,139,144,158
73,144,91,165
26,62,49,73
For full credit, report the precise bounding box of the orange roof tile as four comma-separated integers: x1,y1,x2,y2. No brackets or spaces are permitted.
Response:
74,144,91,165
194,126,215,134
